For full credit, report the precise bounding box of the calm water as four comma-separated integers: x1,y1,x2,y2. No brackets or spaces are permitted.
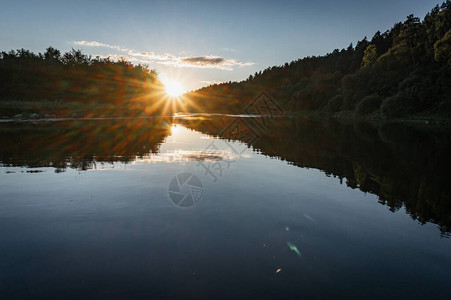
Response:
0,116,450,299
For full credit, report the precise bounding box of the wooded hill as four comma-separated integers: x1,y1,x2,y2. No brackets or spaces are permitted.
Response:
187,1,451,119
0,48,167,117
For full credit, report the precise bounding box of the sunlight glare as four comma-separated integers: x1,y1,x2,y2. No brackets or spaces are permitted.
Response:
171,124,181,135
163,79,184,97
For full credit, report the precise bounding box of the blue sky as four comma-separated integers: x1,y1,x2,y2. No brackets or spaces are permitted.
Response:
0,0,443,91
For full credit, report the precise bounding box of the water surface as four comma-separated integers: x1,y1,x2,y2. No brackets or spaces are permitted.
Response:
0,117,450,299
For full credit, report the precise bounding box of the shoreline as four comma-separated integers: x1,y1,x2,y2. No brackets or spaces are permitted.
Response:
1,112,449,129
289,110,451,128
1,100,450,128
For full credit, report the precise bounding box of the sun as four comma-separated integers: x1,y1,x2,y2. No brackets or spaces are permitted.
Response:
163,79,184,97
153,72,197,115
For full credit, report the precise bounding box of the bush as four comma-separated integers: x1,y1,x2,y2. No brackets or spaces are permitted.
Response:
381,94,408,117
355,94,383,114
325,95,343,112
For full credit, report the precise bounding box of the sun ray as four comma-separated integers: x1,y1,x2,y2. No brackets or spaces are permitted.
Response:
159,74,185,98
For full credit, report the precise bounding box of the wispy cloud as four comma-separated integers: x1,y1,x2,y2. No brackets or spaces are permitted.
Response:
201,80,223,85
182,56,225,65
156,55,253,70
73,40,129,52
71,40,254,71
94,54,137,61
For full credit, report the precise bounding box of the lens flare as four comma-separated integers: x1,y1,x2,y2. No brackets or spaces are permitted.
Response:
162,78,184,97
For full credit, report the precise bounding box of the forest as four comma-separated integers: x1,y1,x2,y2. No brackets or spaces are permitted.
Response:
187,1,451,119
0,48,165,117
1,1,450,120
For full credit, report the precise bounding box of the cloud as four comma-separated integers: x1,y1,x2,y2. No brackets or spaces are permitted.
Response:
130,51,175,62
72,40,129,52
158,55,253,70
94,54,137,61
71,40,254,71
201,80,223,85
182,56,225,65
131,52,253,70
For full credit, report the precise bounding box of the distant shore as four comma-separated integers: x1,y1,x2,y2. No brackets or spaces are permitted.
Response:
0,100,164,120
290,110,451,127
2,103,449,129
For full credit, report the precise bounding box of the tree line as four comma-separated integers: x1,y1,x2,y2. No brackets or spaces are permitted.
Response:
187,1,451,118
0,47,165,115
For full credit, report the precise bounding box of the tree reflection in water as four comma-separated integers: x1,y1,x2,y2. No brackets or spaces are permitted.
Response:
0,116,450,235
176,116,451,236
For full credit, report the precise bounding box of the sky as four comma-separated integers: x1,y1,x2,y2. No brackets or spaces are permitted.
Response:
0,0,443,91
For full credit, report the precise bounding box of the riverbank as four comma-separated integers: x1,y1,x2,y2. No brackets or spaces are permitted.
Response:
290,109,451,128
0,100,158,120
1,100,450,128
